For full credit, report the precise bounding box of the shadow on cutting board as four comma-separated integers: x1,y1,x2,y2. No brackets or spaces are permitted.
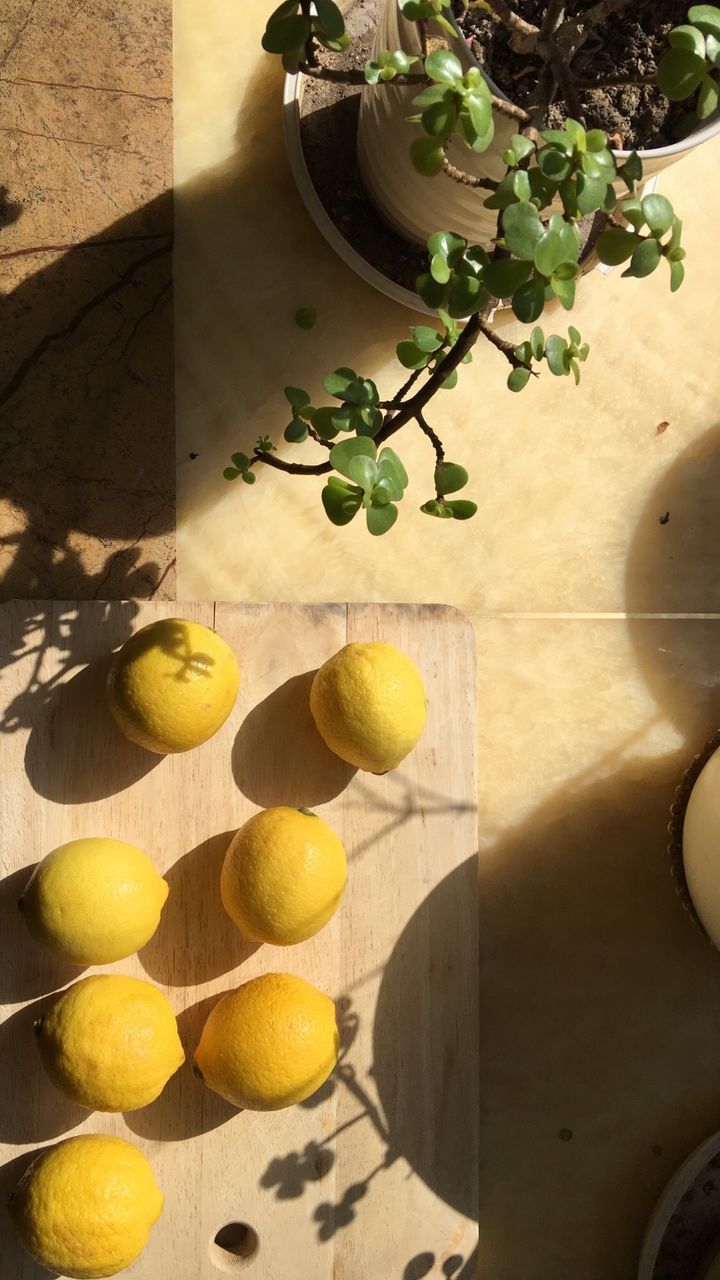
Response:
0,1150,50,1280
124,994,239,1142
258,855,478,1264
0,865,87,1004
232,670,357,808
0,992,88,1145
138,832,260,988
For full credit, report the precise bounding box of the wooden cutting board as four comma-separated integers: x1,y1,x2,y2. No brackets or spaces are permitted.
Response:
0,602,478,1280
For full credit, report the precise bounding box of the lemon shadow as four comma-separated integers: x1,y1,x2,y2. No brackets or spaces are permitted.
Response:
232,671,356,809
24,654,163,804
124,994,239,1142
138,833,259,988
0,866,87,1004
0,1150,51,1280
0,993,89,1144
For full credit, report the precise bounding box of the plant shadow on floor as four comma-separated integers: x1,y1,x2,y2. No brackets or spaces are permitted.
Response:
124,993,239,1142
138,832,259,988
232,669,356,808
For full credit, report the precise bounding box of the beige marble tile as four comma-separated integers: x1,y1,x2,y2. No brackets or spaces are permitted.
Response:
474,614,720,1280
174,0,720,612
0,0,174,601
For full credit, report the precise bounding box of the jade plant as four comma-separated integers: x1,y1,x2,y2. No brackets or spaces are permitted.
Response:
224,0,719,534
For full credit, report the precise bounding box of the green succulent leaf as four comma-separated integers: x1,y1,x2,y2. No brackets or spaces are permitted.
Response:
670,258,686,291
445,499,478,520
435,461,468,495
641,193,674,235
596,227,641,265
514,340,532,365
447,272,486,317
416,272,449,309
483,257,533,299
585,128,608,152
657,47,708,99
397,340,431,370
688,4,720,37
550,272,576,309
231,452,250,471
329,436,377,480
284,417,309,443
620,197,645,231
349,454,379,490
431,252,451,283
261,13,311,52
669,23,707,55
411,324,444,353
241,470,257,485
502,201,544,260
310,407,339,440
294,307,317,330
531,326,545,359
284,385,311,413
314,0,345,38
422,92,458,139
706,32,720,64
697,74,720,118
538,147,573,181
411,136,445,176
323,367,357,399
223,467,240,480
367,502,398,535
544,334,569,376
623,236,662,278
322,481,363,526
425,49,463,83
512,276,546,324
576,172,612,215
378,447,409,491
617,150,643,191
507,366,531,392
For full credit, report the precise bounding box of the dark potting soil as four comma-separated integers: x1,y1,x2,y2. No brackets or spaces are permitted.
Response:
454,0,690,150
300,0,428,295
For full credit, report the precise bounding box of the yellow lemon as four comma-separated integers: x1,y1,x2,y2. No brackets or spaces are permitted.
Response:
221,807,347,946
19,837,167,965
310,641,427,773
9,1133,163,1279
194,973,338,1111
107,617,240,754
36,975,184,1112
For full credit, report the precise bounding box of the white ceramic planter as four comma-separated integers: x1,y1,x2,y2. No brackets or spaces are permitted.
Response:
357,0,720,248
282,71,434,312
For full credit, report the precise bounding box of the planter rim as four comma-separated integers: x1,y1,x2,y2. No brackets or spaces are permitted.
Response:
282,71,434,315
446,7,720,160
637,1127,720,1280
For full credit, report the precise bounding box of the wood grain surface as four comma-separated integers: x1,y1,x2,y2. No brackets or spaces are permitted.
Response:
0,601,478,1280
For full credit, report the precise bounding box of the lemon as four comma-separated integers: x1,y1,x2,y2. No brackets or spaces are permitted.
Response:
194,973,338,1110
36,974,184,1111
9,1133,163,1279
310,641,427,773
19,837,168,965
107,617,240,754
221,807,347,946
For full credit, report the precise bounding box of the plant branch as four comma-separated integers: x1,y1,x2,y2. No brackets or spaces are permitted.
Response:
415,411,445,465
442,155,498,190
576,72,657,90
551,55,585,120
582,0,634,25
254,317,485,479
299,0,318,67
298,63,427,85
539,0,566,42
380,364,429,408
484,0,540,39
478,317,529,371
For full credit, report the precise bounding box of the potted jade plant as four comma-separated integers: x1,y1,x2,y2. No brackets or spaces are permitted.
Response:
224,0,720,536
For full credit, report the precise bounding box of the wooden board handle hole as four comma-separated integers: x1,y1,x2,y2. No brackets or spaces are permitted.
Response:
210,1223,259,1271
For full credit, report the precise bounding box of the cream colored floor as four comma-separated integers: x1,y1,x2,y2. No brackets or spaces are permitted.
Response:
175,4,720,1277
